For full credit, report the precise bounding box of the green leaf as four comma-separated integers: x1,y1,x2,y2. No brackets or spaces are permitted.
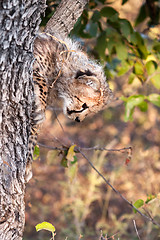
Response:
72,10,92,39
130,32,138,45
133,199,144,213
33,145,39,156
72,16,85,36
147,94,160,107
33,145,40,160
137,43,148,59
61,150,68,168
138,101,148,112
145,61,158,75
91,10,101,23
35,222,55,233
135,3,147,26
122,95,145,121
100,7,119,21
96,31,107,60
119,19,133,38
117,60,130,76
71,155,78,165
88,22,98,37
134,62,144,75
115,42,128,60
128,73,136,84
107,37,116,55
130,32,143,45
150,73,160,89
61,157,68,168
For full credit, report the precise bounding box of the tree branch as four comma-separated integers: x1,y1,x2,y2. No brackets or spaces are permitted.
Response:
38,142,132,154
44,0,88,37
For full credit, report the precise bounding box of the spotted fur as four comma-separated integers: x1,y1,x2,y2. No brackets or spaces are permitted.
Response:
25,33,113,181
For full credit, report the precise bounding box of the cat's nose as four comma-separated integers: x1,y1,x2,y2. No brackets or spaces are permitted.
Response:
75,117,80,122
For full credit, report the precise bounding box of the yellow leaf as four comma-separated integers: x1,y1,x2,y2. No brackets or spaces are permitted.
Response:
66,144,76,161
145,54,157,63
35,222,55,233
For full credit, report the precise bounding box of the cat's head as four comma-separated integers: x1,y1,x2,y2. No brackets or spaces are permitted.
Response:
60,65,113,122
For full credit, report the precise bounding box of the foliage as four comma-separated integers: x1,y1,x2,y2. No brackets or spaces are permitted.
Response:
33,145,40,160
133,199,144,213
121,93,160,121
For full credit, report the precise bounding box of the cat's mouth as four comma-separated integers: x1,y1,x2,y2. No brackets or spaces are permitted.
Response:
67,103,88,122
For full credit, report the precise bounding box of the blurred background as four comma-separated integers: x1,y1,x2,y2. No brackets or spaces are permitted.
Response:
24,0,160,239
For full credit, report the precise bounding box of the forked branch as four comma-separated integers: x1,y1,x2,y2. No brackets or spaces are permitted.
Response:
45,0,88,37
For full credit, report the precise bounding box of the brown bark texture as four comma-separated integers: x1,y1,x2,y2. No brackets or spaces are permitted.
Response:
0,0,88,239
44,0,88,37
0,0,45,239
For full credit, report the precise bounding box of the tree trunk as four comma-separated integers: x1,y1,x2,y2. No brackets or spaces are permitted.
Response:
0,0,88,239
0,1,45,239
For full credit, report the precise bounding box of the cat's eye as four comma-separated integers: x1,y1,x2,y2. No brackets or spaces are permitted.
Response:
75,69,94,79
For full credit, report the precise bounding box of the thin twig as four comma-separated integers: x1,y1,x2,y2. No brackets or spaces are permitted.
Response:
142,206,155,222
78,149,160,228
78,146,132,154
38,143,67,151
54,110,66,135
38,142,132,154
133,220,141,240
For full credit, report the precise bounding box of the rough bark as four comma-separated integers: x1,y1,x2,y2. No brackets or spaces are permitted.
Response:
0,0,88,239
0,1,45,239
44,0,88,37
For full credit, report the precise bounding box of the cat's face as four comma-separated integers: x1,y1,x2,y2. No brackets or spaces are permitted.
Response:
61,69,113,122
